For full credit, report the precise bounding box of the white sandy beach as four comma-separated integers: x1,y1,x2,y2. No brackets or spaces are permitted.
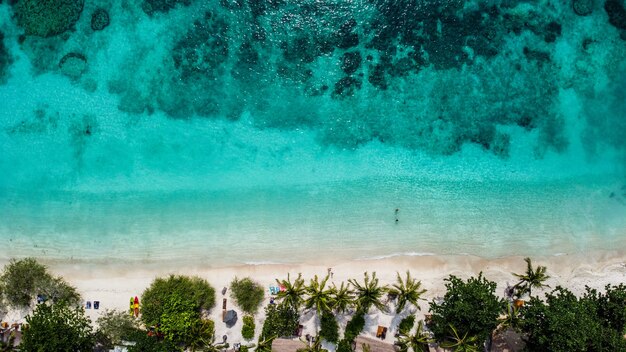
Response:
3,250,626,349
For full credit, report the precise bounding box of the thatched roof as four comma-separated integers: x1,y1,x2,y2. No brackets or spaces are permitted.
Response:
354,336,396,352
270,336,397,352
271,338,304,352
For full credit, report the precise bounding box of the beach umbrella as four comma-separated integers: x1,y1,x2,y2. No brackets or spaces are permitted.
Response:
224,310,238,327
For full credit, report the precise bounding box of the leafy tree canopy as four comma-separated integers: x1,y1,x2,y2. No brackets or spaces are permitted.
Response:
0,258,80,308
95,309,140,350
520,286,626,352
260,304,299,340
21,303,94,352
428,273,504,345
585,283,626,333
230,277,265,315
141,275,215,327
319,313,339,343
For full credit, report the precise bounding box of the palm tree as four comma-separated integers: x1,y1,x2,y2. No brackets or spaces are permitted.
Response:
497,303,522,332
440,324,480,352
512,257,550,298
349,272,388,313
202,335,230,352
251,335,276,352
276,273,306,311
298,334,328,352
395,320,433,352
389,271,427,314
329,281,354,314
188,319,215,351
304,275,333,315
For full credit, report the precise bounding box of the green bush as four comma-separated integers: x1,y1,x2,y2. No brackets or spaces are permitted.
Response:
0,258,80,308
343,311,365,341
21,303,94,352
141,275,215,327
159,294,200,345
428,273,504,345
126,328,181,352
140,275,215,347
95,309,140,349
239,346,250,352
398,315,415,335
319,313,339,343
260,304,299,339
521,286,626,352
336,339,352,352
242,315,256,340
230,277,265,314
40,276,81,307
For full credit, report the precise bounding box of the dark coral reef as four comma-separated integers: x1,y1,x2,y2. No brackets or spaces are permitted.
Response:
12,0,84,37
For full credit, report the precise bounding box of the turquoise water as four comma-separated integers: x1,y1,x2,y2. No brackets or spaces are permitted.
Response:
0,0,625,265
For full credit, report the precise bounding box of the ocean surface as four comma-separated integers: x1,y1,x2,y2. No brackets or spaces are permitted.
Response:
0,0,625,266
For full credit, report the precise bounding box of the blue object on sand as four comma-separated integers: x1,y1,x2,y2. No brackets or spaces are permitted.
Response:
86,301,92,309
94,301,100,309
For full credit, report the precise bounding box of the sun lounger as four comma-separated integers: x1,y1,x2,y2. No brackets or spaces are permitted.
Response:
269,285,280,295
86,301,92,309
223,298,227,310
376,326,388,340
94,301,100,310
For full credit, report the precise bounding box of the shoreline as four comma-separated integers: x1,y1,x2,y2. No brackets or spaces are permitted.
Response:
3,249,625,346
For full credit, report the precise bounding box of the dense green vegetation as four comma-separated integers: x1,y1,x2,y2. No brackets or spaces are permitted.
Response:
428,273,505,348
140,275,216,348
520,286,626,351
260,304,299,340
0,258,80,308
397,315,415,335
94,309,140,350
230,277,265,314
319,313,339,343
242,315,256,340
21,303,94,352
141,275,216,326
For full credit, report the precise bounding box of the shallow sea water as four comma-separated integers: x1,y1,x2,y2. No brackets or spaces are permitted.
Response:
0,0,625,265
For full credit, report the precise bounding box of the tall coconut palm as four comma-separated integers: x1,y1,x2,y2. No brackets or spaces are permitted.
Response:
304,275,333,315
348,272,388,313
330,281,354,314
389,271,427,314
395,320,433,352
512,257,550,298
440,324,480,352
276,273,306,311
